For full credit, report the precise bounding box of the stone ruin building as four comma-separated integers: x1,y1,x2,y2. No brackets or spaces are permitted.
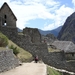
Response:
0,2,17,27
0,2,19,72
52,41,75,60
0,2,75,74
0,2,41,43
0,2,18,39
23,27,41,43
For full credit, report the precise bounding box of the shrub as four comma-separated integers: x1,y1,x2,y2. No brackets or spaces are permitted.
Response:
0,32,8,47
9,45,19,56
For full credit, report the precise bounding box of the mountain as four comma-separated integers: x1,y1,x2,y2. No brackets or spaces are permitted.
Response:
17,28,22,32
17,26,62,37
39,26,62,37
57,12,75,43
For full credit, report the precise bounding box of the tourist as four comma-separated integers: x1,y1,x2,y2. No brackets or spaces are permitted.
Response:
34,55,38,63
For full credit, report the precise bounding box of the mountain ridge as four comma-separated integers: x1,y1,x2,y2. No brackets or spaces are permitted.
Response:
39,26,62,36
57,12,75,43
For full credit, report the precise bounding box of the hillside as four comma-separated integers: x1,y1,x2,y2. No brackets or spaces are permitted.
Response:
0,32,32,62
8,40,32,62
0,32,65,75
57,12,75,43
39,26,62,37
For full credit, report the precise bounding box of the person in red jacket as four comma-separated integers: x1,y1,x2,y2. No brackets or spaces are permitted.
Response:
34,55,38,63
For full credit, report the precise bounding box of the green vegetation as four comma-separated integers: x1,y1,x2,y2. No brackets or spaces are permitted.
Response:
9,45,19,56
18,32,24,35
8,40,32,62
48,48,60,52
47,66,62,75
0,32,32,62
47,66,70,75
0,32,8,47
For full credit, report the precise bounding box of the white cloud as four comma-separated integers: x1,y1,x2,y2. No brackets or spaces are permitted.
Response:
43,23,56,30
55,5,74,26
72,0,75,6
0,0,74,30
8,0,59,29
43,5,74,30
0,0,10,5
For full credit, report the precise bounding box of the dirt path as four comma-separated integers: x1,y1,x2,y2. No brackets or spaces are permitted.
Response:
0,62,47,75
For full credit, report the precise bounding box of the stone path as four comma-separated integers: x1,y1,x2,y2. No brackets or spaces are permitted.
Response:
0,62,47,75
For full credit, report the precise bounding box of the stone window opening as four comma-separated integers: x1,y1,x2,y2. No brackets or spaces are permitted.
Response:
4,20,7,26
3,15,7,26
4,15,7,19
72,53,74,57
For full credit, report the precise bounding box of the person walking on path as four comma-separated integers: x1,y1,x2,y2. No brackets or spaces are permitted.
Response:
34,55,38,63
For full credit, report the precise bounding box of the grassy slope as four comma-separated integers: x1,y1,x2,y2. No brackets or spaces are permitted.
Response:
0,32,32,62
47,66,62,75
8,40,32,62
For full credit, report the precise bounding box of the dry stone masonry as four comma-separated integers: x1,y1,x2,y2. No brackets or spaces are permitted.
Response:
0,2,75,73
23,27,41,43
0,49,19,73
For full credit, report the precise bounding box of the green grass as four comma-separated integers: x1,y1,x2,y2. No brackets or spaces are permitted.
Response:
8,40,32,62
47,66,71,75
0,32,32,62
48,48,60,52
18,32,24,35
47,66,62,75
0,32,8,47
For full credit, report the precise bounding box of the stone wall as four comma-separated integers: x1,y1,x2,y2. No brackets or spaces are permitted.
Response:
15,35,75,72
23,27,41,43
1,31,75,72
13,35,71,71
13,34,48,59
42,51,66,69
0,28,75,72
0,2,17,27
0,25,75,73
1,2,74,73
9,33,47,57
65,53,75,60
0,49,19,73
0,26,18,40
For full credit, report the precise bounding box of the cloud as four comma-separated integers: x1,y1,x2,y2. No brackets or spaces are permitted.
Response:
55,5,74,26
0,0,10,5
8,0,59,29
72,0,75,6
43,5,74,30
0,0,74,30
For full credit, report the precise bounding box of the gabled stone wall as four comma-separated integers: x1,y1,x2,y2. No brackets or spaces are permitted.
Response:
0,2,17,27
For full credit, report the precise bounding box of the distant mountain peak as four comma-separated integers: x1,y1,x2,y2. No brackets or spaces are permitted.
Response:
57,12,75,43
39,26,62,37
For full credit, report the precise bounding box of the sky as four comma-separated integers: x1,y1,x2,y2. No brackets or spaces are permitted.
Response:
0,0,75,30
